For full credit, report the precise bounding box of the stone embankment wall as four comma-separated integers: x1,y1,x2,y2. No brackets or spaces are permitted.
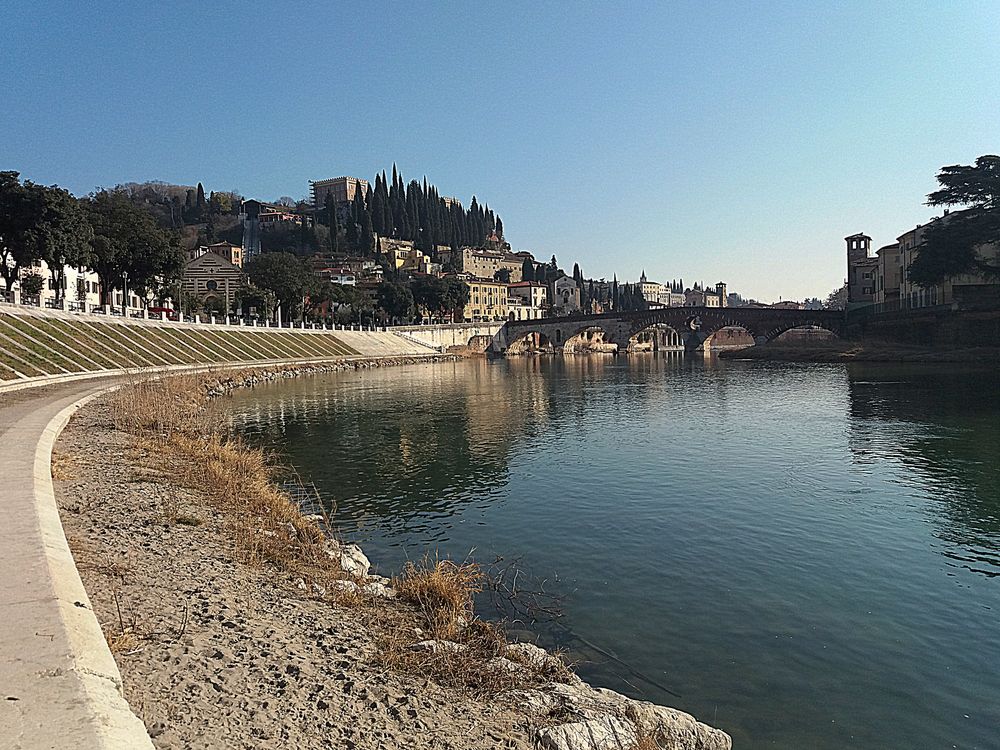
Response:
0,305,440,385
846,308,1000,347
390,322,503,352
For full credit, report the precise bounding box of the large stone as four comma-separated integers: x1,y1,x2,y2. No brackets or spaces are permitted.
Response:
339,543,371,576
537,716,638,750
624,702,731,750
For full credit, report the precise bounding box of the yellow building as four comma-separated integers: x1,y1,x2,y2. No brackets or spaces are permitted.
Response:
463,278,509,322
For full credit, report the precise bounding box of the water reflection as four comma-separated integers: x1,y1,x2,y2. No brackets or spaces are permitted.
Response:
226,356,1000,750
846,364,1000,577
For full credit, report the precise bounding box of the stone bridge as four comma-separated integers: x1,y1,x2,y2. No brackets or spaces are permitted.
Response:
489,307,846,354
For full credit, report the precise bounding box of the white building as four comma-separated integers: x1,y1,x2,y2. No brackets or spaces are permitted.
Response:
638,271,662,304
508,281,547,310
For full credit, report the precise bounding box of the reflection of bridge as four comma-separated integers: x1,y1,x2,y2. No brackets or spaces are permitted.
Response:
490,307,846,354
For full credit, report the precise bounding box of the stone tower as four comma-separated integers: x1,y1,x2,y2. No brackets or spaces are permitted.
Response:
716,282,728,307
845,233,877,306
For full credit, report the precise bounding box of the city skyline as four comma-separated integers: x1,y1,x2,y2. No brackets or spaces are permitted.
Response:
4,2,999,302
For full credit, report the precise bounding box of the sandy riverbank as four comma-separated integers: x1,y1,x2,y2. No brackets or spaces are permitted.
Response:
718,339,1000,363
52,362,731,750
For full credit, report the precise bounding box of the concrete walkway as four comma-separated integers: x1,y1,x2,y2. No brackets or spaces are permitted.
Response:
0,377,154,749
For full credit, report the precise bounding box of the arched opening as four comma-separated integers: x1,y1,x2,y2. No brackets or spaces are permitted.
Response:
771,325,840,345
564,326,617,353
505,330,555,355
627,323,683,352
700,325,756,352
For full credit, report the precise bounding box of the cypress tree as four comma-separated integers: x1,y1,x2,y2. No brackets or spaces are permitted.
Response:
196,182,206,219
326,194,340,255
521,257,534,282
496,215,504,240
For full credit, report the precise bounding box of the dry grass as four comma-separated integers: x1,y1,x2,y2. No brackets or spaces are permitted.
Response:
105,369,576,699
107,371,340,578
394,555,483,641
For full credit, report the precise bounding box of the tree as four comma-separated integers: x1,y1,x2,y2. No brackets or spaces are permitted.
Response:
824,284,848,310
244,252,312,321
84,189,183,311
909,155,1000,286
0,172,41,291
325,193,340,255
521,257,535,282
19,272,44,297
195,182,206,219
376,281,414,323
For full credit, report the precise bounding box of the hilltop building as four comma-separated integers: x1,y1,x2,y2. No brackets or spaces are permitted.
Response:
310,176,369,209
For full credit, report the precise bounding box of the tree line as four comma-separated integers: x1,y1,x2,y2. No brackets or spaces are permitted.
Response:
0,172,182,308
320,164,504,259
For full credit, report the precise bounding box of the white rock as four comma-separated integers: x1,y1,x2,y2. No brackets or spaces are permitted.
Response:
330,580,361,595
506,641,554,670
625,701,732,750
537,716,638,750
339,543,371,576
362,581,396,598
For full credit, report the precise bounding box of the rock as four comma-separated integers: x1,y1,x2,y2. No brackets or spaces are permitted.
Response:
507,689,560,715
487,656,529,677
506,641,562,673
330,580,361,595
339,543,370,577
624,702,732,750
536,716,638,750
362,581,395,598
408,640,466,654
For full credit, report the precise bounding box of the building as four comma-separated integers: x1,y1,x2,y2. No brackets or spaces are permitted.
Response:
873,242,901,305
638,271,663,304
551,275,581,314
656,289,687,307
771,300,805,310
506,295,545,320
897,217,1000,309
16,261,102,310
845,233,879,308
310,176,369,209
508,281,547,310
188,242,244,268
462,276,509,322
684,286,723,307
180,251,246,313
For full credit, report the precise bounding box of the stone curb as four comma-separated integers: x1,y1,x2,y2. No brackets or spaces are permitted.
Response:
1,388,155,749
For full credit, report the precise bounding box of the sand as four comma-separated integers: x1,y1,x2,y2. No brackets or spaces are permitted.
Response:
54,404,538,750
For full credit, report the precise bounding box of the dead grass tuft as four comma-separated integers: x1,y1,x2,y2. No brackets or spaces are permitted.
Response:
393,555,482,641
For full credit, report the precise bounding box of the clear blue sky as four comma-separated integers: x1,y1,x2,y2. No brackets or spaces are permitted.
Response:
4,2,998,301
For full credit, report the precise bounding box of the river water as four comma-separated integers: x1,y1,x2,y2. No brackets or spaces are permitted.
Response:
226,356,1000,749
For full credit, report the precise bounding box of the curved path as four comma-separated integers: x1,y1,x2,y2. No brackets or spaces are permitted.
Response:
0,376,153,749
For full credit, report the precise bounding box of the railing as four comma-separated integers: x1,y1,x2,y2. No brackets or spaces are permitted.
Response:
0,294,392,334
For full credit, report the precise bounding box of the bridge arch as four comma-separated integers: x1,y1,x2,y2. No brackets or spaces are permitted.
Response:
505,330,555,355
626,322,683,352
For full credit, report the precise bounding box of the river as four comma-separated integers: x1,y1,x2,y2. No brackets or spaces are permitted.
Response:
226,355,1000,749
